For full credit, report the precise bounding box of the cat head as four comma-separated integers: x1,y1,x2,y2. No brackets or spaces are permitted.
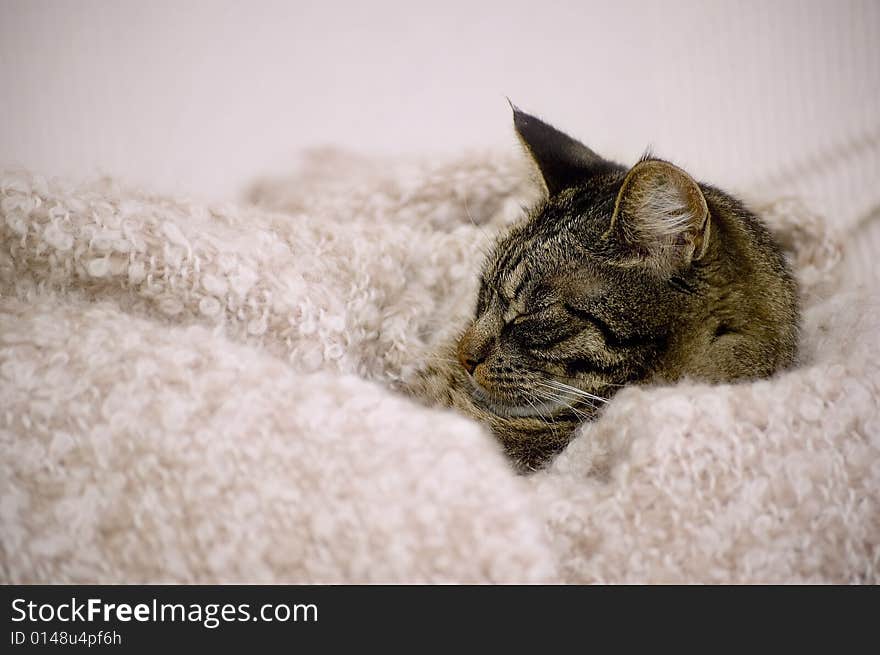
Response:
457,106,714,419
511,104,712,275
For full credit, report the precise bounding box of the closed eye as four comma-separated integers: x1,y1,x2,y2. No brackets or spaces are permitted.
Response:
562,304,616,339
511,302,560,325
506,308,577,348
512,310,544,325
563,303,638,348
563,303,665,350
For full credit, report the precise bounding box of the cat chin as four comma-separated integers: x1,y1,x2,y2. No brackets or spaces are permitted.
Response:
468,380,567,419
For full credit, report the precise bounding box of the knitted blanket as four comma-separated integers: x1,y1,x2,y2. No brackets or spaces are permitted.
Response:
1,151,877,583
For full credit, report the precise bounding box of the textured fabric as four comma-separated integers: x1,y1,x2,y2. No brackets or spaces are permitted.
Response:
1,150,878,583
842,205,880,286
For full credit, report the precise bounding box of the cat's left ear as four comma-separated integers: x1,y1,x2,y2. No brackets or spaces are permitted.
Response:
604,159,711,276
511,104,606,196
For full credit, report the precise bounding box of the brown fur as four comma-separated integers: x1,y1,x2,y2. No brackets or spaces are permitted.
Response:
407,107,799,471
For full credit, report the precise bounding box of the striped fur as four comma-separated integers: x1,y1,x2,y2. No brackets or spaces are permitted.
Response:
409,108,799,471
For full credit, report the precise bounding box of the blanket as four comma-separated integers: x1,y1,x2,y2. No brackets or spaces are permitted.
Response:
1,150,878,583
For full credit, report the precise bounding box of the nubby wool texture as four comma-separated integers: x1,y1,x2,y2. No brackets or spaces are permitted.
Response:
1,150,877,583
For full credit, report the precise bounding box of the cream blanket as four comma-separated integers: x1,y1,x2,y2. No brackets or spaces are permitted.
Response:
1,151,878,583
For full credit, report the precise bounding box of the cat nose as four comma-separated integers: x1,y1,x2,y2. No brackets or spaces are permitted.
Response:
458,351,484,375
457,330,490,375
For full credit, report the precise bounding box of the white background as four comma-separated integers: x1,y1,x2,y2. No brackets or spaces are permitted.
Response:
2,0,878,213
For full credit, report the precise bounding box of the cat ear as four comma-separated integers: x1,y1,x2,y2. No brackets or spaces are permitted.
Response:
605,159,711,276
511,103,605,196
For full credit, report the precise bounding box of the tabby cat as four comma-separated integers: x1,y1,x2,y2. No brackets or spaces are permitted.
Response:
410,106,799,471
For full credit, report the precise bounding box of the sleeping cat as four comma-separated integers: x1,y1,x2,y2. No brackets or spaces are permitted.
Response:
408,106,799,470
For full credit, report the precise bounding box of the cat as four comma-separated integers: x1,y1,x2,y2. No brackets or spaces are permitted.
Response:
408,105,799,471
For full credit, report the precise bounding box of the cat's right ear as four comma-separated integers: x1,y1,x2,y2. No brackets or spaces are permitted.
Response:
510,103,605,197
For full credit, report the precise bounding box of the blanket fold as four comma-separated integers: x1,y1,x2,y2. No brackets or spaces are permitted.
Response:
1,152,878,583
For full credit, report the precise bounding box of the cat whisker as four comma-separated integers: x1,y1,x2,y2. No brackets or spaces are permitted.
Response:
530,388,592,422
534,368,627,390
463,195,496,251
558,377,628,389
533,396,590,421
537,379,609,404
522,395,552,427
547,389,608,408
523,392,564,442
